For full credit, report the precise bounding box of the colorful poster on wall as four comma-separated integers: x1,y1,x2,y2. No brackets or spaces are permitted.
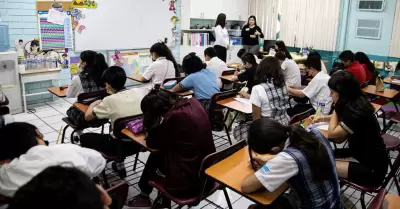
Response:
107,50,152,77
70,56,80,76
38,10,73,49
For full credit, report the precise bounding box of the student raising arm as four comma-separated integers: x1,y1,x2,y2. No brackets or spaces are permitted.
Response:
241,118,343,209
66,51,108,98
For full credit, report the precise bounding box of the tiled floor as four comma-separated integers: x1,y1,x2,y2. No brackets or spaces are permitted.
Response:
4,97,400,209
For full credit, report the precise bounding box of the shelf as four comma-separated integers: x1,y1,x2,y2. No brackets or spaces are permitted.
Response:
181,29,242,32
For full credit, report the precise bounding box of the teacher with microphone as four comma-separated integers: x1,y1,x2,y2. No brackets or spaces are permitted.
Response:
241,15,264,55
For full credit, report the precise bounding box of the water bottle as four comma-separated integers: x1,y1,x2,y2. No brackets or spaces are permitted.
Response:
46,57,52,69
31,58,37,69
0,25,10,52
315,102,326,118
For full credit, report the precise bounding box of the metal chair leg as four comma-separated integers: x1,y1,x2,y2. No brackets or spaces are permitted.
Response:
133,152,139,171
223,188,233,209
102,169,110,189
101,125,105,134
360,191,367,209
61,125,69,144
70,130,77,144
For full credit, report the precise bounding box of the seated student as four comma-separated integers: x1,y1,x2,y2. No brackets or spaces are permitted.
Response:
313,71,388,187
127,89,216,209
204,47,228,88
355,52,377,85
274,51,301,86
171,52,220,111
241,118,343,209
66,50,108,98
287,56,332,117
0,122,105,197
236,48,260,65
81,66,143,176
339,50,366,84
231,53,258,93
8,166,112,209
308,51,328,74
275,40,293,59
134,42,179,92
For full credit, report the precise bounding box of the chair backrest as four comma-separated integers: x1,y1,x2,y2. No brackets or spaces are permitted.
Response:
221,69,236,76
289,108,315,124
209,89,239,115
77,90,108,105
367,188,386,209
0,106,9,115
163,77,185,85
106,182,129,209
113,114,143,138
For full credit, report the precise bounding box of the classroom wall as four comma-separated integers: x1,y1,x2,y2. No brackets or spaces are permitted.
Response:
0,0,181,105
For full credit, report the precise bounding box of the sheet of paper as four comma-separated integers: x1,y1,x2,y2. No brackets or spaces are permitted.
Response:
314,122,329,130
234,97,251,104
63,15,74,49
392,79,400,83
47,9,67,25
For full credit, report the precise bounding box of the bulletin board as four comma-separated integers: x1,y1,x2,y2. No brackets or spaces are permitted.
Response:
36,1,73,13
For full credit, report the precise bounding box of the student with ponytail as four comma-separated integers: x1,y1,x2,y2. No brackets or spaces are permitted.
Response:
66,50,108,98
135,42,179,93
242,118,343,209
127,88,216,209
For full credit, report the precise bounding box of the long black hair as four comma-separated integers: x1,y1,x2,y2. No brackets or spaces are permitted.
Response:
355,52,377,84
246,15,257,26
248,118,333,181
150,42,180,77
328,70,374,119
275,40,292,59
141,88,178,139
80,50,108,87
241,53,258,68
255,57,285,87
215,13,226,28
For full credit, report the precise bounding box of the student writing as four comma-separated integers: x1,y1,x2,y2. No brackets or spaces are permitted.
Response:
66,50,108,98
231,53,258,94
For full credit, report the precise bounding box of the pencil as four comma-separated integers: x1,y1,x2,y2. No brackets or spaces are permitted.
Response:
56,126,63,144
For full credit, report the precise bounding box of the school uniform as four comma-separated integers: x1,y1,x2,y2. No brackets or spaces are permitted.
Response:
360,63,373,83
206,57,229,88
214,25,229,62
237,65,257,93
0,144,105,197
281,58,301,86
80,88,143,156
138,98,216,196
241,25,264,54
254,128,343,209
66,73,105,98
0,114,13,129
346,61,366,84
287,72,332,117
142,57,176,92
179,68,220,111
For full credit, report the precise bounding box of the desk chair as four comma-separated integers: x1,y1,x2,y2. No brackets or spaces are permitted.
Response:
61,90,109,144
162,77,185,85
106,182,129,209
0,194,9,206
289,108,314,124
367,189,386,209
148,140,247,209
340,151,400,209
0,106,9,115
0,95,9,106
209,89,240,145
221,70,236,90
381,134,400,193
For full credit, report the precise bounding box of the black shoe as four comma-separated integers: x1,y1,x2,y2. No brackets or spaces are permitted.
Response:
112,162,127,178
152,195,171,209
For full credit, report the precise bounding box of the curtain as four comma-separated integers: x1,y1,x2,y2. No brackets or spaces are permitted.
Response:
249,0,340,51
390,0,400,57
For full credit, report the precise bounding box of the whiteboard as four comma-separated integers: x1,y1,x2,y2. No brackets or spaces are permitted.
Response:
74,0,175,51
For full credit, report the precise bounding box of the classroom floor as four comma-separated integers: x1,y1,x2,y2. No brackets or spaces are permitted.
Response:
5,97,400,209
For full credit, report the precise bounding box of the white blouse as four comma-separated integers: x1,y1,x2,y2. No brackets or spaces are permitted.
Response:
214,25,229,48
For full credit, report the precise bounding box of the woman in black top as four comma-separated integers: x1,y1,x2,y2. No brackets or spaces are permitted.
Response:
314,71,388,187
241,16,264,55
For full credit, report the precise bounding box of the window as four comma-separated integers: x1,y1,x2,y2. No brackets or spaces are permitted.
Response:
355,19,382,39
358,0,386,11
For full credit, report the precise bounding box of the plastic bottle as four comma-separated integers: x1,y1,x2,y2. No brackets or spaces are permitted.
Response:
314,102,326,120
0,25,10,52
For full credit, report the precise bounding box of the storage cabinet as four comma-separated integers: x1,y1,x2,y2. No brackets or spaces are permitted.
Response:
0,51,22,114
188,0,249,21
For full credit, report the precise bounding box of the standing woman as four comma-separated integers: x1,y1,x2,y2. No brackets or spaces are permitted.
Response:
241,15,264,54
214,13,229,62
275,40,293,60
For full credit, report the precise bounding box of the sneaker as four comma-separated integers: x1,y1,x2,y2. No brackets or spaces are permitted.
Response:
112,161,127,178
152,195,171,209
126,194,152,209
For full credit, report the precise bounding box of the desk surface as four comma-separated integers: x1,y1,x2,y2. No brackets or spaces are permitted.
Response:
127,75,145,82
383,77,400,86
73,102,89,113
205,147,288,205
48,87,67,97
121,128,157,152
227,63,241,69
386,193,400,209
220,75,238,83
19,68,61,75
362,85,399,99
161,87,193,97
371,103,382,113
217,97,252,114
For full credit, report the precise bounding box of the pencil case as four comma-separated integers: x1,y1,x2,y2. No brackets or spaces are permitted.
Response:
163,80,177,89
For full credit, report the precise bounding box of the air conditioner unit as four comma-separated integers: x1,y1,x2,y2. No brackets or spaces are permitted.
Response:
355,19,382,40
358,0,386,12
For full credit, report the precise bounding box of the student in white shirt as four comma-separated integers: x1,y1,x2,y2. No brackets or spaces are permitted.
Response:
66,50,108,98
82,66,143,178
214,13,229,62
275,51,301,87
134,42,179,93
204,47,228,88
287,56,332,117
0,122,105,197
309,51,328,74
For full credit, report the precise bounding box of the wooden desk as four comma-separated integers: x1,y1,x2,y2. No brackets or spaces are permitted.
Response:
73,102,89,113
371,103,382,113
128,75,145,82
161,87,193,97
205,147,288,205
385,193,400,209
121,128,157,152
362,85,399,99
383,77,400,86
227,63,241,69
220,75,239,83
48,86,67,97
217,97,252,114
